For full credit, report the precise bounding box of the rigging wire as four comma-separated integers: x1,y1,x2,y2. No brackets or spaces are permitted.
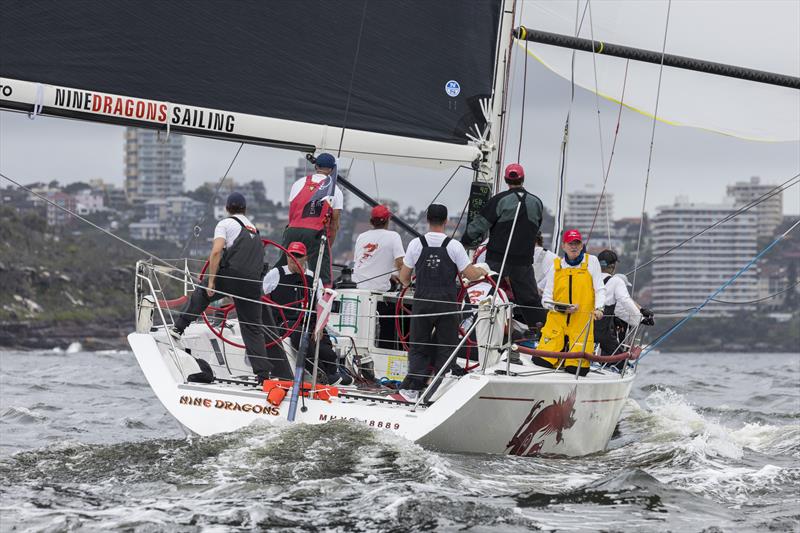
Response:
551,0,590,251
641,218,800,359
371,161,380,202
631,0,672,295
0,172,173,268
711,280,800,305
516,0,529,163
585,59,630,247
626,174,799,275
335,0,369,158
180,142,245,257
586,0,611,243
410,165,472,231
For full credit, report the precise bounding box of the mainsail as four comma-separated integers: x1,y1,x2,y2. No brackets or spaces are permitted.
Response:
520,0,800,142
0,0,504,168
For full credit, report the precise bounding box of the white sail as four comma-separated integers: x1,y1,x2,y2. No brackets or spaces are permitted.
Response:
521,0,800,142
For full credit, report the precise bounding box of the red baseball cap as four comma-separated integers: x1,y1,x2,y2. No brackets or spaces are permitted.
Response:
504,163,525,181
286,241,307,256
562,229,583,244
371,204,391,220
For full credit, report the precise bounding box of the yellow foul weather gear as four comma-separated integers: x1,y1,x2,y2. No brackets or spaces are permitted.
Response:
538,255,596,370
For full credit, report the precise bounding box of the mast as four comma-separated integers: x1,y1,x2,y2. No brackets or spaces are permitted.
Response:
464,0,517,232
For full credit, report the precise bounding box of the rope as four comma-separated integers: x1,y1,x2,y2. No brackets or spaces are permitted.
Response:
335,0,369,158
632,0,672,295
180,142,245,256
586,0,611,243
641,218,800,359
410,165,472,232
1,173,174,268
586,59,629,246
516,26,529,162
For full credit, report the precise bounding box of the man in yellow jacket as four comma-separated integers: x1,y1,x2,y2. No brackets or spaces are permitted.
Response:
535,229,606,376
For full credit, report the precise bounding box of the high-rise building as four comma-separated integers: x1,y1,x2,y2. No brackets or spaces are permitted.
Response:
124,128,185,202
564,190,614,247
284,158,312,205
726,176,783,239
651,198,759,316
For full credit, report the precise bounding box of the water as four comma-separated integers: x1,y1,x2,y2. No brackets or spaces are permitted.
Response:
0,350,797,532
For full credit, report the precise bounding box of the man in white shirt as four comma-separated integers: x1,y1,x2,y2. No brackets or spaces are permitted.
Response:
171,192,271,382
396,204,488,401
594,250,654,357
352,204,405,291
533,232,558,293
278,152,344,286
536,229,606,376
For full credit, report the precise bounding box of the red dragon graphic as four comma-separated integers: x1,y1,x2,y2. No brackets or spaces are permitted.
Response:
506,387,577,456
359,242,379,262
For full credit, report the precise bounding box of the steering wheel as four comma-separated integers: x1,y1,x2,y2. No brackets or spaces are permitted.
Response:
394,274,499,371
455,275,502,371
198,239,309,349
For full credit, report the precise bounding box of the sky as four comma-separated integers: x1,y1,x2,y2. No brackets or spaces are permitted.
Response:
1,48,798,221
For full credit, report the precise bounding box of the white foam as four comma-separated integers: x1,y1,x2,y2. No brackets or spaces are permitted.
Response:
66,342,83,354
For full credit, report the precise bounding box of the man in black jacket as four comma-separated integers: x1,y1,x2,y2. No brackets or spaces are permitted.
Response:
461,163,546,330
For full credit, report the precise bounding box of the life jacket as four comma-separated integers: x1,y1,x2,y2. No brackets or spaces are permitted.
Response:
414,235,459,301
219,217,263,281
288,175,333,232
269,266,314,325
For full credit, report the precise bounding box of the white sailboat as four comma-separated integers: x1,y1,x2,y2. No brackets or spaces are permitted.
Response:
1,0,796,456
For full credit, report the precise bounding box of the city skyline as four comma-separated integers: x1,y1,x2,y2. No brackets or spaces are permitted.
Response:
1,59,798,218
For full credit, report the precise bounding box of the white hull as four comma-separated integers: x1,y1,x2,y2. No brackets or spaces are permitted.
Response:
129,327,634,457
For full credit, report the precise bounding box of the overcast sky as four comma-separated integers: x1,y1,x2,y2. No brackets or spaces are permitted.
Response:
1,54,798,220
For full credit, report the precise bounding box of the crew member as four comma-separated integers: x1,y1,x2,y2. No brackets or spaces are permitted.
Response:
353,204,406,349
279,152,343,286
461,163,544,330
535,229,606,376
170,193,271,381
352,204,405,291
397,204,488,401
263,241,352,385
595,249,654,358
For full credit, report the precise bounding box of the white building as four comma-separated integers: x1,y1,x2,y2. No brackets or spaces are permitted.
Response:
726,176,783,239
651,198,759,316
74,189,105,215
130,196,204,243
564,190,614,247
124,128,185,202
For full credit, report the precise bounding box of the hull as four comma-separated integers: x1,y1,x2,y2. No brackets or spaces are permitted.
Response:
129,331,633,456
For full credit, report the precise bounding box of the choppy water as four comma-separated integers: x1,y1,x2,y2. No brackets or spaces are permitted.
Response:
0,350,797,532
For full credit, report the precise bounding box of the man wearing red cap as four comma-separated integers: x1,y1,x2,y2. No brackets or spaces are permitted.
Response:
536,229,606,376
461,163,545,330
262,241,352,385
352,204,405,292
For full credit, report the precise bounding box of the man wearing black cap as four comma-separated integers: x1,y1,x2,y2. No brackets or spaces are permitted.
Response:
170,192,272,381
396,204,488,402
279,152,343,286
461,163,545,331
595,249,654,358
